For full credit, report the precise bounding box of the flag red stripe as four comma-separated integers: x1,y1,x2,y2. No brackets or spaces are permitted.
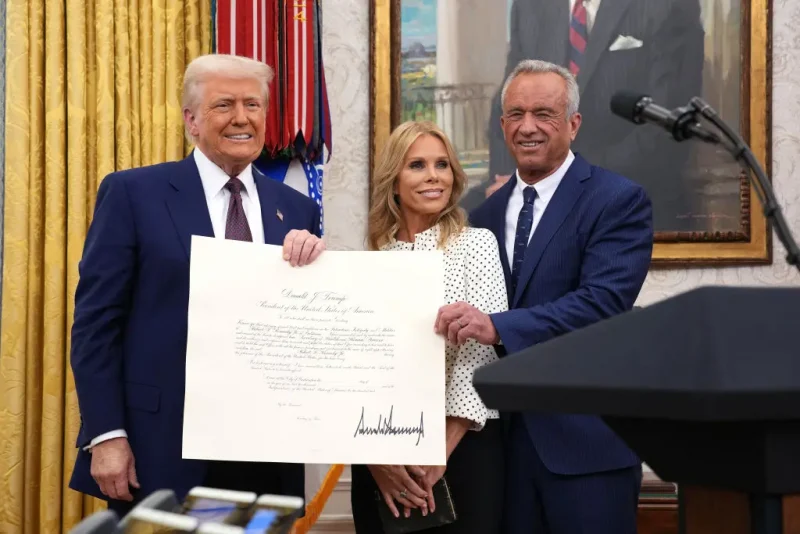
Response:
215,0,329,156
217,0,231,53
266,0,281,153
297,2,305,141
280,0,290,151
303,3,315,144
290,3,295,149
293,0,300,142
238,0,251,58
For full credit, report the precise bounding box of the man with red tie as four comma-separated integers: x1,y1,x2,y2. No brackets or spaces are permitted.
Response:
68,54,324,517
485,0,704,232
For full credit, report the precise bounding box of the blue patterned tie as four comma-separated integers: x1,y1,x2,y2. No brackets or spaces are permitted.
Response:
225,177,253,242
511,186,537,291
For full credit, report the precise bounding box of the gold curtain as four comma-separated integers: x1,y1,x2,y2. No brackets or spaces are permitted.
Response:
0,0,211,532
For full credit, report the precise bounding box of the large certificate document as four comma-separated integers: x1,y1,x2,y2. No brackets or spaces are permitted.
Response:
182,236,446,466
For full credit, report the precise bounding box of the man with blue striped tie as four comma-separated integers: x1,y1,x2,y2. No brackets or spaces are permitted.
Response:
436,59,654,533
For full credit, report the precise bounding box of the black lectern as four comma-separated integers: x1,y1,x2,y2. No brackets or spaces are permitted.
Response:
474,286,800,534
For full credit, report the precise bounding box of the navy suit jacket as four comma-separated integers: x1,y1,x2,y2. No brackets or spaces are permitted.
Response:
470,153,653,476
69,154,320,501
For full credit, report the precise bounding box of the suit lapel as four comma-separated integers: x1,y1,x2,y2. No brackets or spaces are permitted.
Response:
165,156,215,260
578,0,635,93
253,169,288,246
512,156,591,307
487,177,516,292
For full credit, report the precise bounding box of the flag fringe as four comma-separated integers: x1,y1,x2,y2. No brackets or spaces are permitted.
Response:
291,464,345,534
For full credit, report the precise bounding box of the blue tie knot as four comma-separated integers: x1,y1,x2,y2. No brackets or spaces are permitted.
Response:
523,186,537,205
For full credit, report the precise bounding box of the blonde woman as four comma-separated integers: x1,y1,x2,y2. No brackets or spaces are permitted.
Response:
350,121,507,534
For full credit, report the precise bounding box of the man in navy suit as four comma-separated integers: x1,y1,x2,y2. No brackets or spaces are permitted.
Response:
69,54,325,517
436,59,653,533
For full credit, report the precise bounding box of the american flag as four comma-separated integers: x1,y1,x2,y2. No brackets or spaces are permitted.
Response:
213,0,331,234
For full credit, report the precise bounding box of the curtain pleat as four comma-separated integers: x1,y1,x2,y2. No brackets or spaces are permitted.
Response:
0,1,211,532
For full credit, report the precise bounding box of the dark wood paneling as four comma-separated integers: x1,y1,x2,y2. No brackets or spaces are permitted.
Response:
681,486,750,534
783,495,800,534
638,476,678,534
637,480,800,534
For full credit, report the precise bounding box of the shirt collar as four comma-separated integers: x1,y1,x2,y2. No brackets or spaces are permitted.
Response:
514,150,575,203
193,148,257,200
386,224,441,250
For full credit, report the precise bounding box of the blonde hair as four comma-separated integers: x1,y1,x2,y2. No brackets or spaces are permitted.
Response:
368,121,468,251
181,54,275,143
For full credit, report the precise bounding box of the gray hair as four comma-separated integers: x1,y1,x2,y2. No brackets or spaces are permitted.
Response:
500,59,580,117
181,54,275,143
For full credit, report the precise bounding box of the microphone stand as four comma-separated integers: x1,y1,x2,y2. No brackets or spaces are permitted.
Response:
682,97,800,273
670,100,799,534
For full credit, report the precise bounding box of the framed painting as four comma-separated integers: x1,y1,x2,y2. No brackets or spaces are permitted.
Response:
370,0,772,266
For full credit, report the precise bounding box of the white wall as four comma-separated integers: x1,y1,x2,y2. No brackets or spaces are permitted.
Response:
311,0,800,529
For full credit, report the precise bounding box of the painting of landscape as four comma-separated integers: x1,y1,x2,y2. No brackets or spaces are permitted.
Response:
400,0,438,122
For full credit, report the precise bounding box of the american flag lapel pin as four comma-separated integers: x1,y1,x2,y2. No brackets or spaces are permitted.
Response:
276,209,283,221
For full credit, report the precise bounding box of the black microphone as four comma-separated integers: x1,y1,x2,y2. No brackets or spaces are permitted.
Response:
610,90,800,271
610,91,720,145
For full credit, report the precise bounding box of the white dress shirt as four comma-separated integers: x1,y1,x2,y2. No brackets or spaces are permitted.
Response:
569,0,600,32
504,151,575,266
87,148,266,450
383,225,508,429
194,148,265,244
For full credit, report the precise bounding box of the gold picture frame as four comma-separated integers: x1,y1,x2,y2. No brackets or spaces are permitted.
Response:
370,0,772,267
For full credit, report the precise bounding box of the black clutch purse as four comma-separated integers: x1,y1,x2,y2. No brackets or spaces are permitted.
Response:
375,477,457,533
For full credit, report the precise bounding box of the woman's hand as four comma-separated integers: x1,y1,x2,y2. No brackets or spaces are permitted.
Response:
282,229,325,266
407,464,447,513
404,417,471,513
367,465,428,518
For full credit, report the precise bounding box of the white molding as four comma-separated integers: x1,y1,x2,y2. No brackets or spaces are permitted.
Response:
333,478,351,491
307,476,354,533
308,514,355,533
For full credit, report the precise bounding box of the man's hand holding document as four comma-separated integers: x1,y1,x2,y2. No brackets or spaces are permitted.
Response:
182,236,446,466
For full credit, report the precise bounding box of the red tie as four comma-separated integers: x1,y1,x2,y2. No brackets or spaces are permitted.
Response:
224,177,253,242
569,1,588,76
